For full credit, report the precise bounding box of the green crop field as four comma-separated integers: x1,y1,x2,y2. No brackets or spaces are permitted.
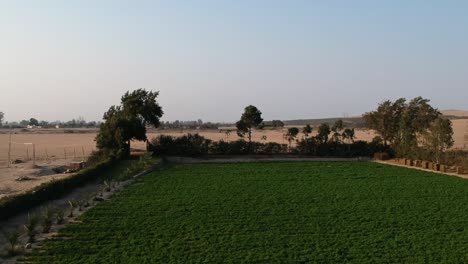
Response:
23,162,468,263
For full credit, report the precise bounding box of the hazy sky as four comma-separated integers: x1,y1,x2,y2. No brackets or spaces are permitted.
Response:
1,1,467,122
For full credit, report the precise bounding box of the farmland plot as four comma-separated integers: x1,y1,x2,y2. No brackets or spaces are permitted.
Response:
23,162,468,263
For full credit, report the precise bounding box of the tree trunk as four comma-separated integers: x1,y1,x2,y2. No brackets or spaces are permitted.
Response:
248,128,252,153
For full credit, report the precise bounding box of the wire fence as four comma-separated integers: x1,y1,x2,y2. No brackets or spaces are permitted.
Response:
0,140,95,168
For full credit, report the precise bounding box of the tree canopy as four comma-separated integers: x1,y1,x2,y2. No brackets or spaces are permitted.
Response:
363,97,450,159
236,105,263,144
95,89,163,158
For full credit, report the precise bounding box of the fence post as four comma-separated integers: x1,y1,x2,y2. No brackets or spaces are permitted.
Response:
7,132,11,168
32,144,36,166
26,147,30,161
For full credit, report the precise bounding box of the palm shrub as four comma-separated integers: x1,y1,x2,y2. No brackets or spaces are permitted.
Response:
2,229,21,255
24,213,39,243
55,208,65,224
68,200,77,218
41,206,54,233
77,199,85,212
103,180,112,192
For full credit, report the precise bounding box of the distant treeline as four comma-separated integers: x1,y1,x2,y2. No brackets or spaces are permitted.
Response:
1,117,102,129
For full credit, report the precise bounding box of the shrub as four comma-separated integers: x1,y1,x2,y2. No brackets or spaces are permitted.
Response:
151,134,211,156
24,213,39,243
2,228,21,255
41,206,54,233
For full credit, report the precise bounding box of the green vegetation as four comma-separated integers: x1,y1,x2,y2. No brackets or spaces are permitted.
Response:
95,88,163,159
236,105,264,147
24,162,468,263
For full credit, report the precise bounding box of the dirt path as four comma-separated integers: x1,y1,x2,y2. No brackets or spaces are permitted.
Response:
374,160,468,180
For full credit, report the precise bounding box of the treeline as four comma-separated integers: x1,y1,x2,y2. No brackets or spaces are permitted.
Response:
149,131,388,157
1,117,101,129
158,120,230,130
149,117,389,157
363,97,456,164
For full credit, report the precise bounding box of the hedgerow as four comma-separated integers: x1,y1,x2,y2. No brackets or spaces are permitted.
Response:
0,159,116,221
150,133,388,157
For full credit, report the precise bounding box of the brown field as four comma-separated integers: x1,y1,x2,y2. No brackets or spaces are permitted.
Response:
0,118,466,163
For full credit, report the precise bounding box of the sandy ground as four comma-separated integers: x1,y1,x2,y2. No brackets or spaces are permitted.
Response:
0,158,85,200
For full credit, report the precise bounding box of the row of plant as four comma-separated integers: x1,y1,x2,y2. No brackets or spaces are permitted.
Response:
2,180,123,257
0,153,155,222
1,154,156,259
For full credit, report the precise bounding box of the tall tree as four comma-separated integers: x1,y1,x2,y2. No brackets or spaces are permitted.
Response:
363,98,405,147
0,111,4,127
29,118,39,126
364,97,442,158
236,105,263,146
284,127,299,150
302,124,312,138
95,89,163,158
331,119,344,142
316,123,331,144
422,117,454,163
342,128,355,144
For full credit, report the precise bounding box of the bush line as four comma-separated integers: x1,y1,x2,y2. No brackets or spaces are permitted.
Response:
0,159,115,222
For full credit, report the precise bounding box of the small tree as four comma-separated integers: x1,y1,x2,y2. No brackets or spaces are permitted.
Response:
236,105,263,148
224,130,231,140
271,120,285,128
29,118,39,126
331,120,344,142
0,111,4,127
302,124,312,138
342,128,355,144
316,123,331,144
284,127,299,150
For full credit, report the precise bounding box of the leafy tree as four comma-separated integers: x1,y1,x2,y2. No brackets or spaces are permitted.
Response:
29,118,39,126
121,89,163,127
396,97,440,158
302,124,312,138
422,117,454,163
284,127,299,149
363,98,405,147
95,89,163,158
331,119,344,142
342,128,355,144
20,120,29,127
271,120,285,128
364,97,443,159
236,105,263,146
316,123,331,144
0,111,4,127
